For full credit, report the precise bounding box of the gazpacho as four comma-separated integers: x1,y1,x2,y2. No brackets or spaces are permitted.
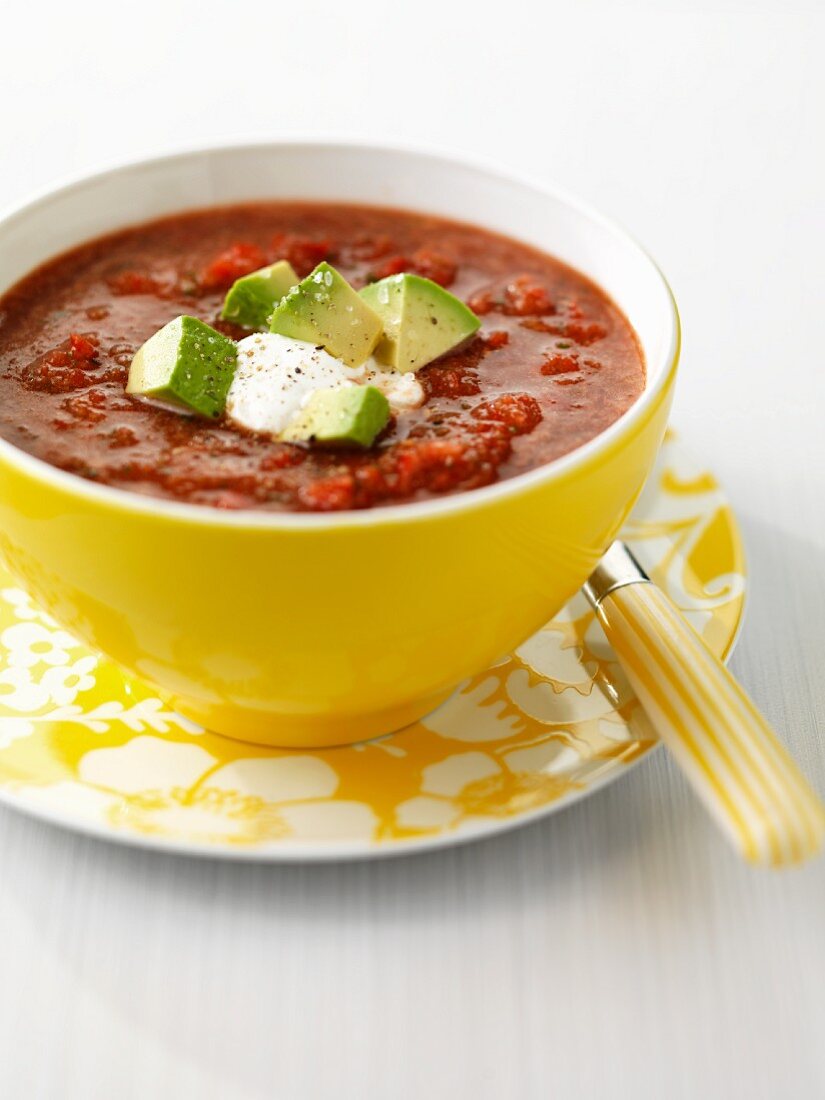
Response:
0,203,645,512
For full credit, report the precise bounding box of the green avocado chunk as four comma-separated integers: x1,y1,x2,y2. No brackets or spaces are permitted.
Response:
127,316,237,418
220,260,299,330
269,262,383,369
359,274,480,373
282,385,390,448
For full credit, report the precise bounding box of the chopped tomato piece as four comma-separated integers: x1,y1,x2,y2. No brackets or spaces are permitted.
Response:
62,390,108,423
270,234,333,277
472,393,543,435
23,334,103,393
200,243,266,291
379,423,512,498
298,473,356,512
502,276,554,316
69,333,98,361
108,426,139,448
367,255,408,281
421,363,481,398
409,249,457,288
348,234,394,262
23,361,90,393
469,276,554,317
352,463,389,505
519,318,555,333
519,317,606,346
467,289,495,315
485,330,510,350
44,349,70,367
260,447,307,471
419,330,509,399
420,336,486,398
563,322,607,346
541,353,580,375
108,271,165,296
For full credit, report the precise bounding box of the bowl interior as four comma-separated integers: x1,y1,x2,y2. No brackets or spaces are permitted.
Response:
0,143,675,395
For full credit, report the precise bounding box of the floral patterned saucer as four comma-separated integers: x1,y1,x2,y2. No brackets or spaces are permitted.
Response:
0,432,746,860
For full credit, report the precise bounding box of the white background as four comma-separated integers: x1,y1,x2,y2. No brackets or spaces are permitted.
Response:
1,2,824,1096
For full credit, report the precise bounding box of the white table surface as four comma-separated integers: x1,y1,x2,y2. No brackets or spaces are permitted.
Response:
2,2,824,1096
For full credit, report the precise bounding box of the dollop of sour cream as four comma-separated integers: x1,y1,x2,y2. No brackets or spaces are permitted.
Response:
358,363,424,411
226,333,424,437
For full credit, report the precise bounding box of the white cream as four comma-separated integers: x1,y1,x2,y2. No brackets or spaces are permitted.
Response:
226,333,424,437
227,334,355,436
361,363,424,411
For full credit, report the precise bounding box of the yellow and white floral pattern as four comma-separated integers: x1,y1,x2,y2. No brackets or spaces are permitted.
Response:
0,434,746,858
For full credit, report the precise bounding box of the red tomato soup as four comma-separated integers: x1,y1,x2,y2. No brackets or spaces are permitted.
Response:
0,203,645,512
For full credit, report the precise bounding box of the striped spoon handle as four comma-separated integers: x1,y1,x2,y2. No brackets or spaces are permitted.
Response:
584,542,825,866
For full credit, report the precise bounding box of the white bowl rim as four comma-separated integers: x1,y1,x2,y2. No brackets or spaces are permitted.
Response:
0,138,681,530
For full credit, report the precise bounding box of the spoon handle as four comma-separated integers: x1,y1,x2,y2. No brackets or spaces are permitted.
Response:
585,542,825,866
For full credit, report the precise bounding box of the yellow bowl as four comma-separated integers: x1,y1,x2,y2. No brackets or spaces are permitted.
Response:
0,142,679,747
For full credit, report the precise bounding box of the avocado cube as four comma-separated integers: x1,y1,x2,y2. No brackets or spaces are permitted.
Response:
282,385,390,448
220,260,299,330
127,315,237,418
359,274,480,373
269,262,383,369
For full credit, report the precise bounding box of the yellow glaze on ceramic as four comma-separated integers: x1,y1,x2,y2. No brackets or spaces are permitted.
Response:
0,433,746,858
0,142,680,747
595,581,824,866
0,370,674,746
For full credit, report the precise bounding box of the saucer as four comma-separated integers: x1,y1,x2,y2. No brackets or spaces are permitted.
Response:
0,432,745,859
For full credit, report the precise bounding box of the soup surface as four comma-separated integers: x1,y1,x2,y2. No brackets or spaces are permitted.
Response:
0,203,645,511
